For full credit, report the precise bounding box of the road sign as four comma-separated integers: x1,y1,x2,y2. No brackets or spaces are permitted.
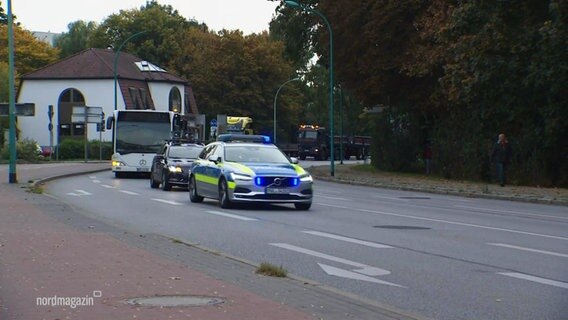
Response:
210,118,217,126
0,103,35,116
71,106,104,123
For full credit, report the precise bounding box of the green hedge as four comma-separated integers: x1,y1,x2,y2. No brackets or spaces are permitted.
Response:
56,139,112,160
1,139,113,161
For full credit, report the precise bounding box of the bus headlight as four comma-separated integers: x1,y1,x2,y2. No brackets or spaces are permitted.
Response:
112,160,126,167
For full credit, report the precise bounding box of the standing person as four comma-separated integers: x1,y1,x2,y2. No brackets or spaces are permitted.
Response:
423,141,432,175
491,133,512,186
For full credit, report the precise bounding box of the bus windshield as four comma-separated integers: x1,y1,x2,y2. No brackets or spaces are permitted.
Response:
116,120,171,154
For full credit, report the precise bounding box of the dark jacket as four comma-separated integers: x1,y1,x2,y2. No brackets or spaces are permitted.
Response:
491,141,512,164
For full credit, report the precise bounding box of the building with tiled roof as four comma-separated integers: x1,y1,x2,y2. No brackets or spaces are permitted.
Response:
17,48,199,148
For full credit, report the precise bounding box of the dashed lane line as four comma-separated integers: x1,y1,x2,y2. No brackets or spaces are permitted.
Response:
488,243,568,258
317,203,568,241
303,231,393,249
498,272,568,289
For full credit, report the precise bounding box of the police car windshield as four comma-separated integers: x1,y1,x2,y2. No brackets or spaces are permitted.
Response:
169,146,203,159
225,145,290,164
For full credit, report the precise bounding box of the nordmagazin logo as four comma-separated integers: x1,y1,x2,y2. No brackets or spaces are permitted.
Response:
36,291,101,309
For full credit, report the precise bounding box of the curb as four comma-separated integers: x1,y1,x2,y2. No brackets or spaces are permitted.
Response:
30,167,110,187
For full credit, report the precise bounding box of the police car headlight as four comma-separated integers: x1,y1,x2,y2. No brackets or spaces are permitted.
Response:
230,172,252,181
300,174,313,182
168,166,182,173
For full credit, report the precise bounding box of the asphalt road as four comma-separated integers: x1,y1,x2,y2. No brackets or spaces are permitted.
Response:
45,170,568,320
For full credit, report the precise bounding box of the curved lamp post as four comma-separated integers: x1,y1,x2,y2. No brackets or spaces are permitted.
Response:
7,0,16,183
284,1,335,176
114,31,147,110
273,77,300,144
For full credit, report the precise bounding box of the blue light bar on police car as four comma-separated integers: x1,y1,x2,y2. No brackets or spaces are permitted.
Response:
217,134,271,143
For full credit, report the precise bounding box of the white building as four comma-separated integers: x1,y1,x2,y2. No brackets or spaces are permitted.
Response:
17,48,199,147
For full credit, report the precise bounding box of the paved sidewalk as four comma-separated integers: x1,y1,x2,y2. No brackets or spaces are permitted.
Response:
0,163,424,320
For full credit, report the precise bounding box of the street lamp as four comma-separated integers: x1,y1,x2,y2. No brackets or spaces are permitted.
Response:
273,77,300,144
285,1,335,176
114,31,147,110
7,0,17,183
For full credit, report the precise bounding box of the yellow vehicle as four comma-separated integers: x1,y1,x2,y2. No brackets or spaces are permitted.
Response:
226,116,254,135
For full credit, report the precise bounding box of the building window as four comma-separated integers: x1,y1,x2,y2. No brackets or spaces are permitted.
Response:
184,93,191,114
139,88,152,110
128,87,142,109
58,88,85,139
169,87,181,113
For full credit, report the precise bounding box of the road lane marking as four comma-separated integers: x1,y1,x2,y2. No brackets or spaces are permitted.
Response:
89,176,96,179
302,231,393,249
269,243,391,277
373,195,405,201
67,189,92,197
270,243,371,268
101,184,115,189
498,272,568,289
119,190,139,196
456,205,568,220
317,203,568,241
488,243,568,258
318,195,349,201
151,199,182,206
318,263,404,287
206,210,258,221
92,180,101,184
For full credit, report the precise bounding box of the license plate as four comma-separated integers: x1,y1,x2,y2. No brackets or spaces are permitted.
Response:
137,167,150,172
266,187,290,194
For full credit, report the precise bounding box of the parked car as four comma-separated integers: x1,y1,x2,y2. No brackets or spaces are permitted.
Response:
150,142,204,191
188,134,313,210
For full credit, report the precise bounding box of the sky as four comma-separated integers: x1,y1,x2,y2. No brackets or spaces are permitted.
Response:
10,0,280,34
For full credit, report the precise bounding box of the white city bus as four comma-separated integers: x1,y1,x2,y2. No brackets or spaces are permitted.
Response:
106,110,175,177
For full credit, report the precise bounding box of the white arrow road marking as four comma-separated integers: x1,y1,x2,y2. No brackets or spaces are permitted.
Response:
498,273,568,289
269,243,400,285
152,199,183,206
67,189,92,197
119,190,139,196
318,263,405,287
206,211,258,221
303,231,393,249
101,184,115,189
488,243,568,258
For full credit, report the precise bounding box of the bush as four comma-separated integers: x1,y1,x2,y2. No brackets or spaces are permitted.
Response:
57,139,84,160
0,138,41,162
56,139,112,160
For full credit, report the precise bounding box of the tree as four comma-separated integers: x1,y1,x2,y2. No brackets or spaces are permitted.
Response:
89,0,202,70
0,1,17,26
55,20,97,58
0,24,59,76
272,0,567,186
173,28,298,137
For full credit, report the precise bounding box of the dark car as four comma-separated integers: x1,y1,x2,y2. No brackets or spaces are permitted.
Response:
150,142,204,191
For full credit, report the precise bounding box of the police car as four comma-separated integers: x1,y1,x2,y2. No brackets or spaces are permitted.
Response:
188,134,313,210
